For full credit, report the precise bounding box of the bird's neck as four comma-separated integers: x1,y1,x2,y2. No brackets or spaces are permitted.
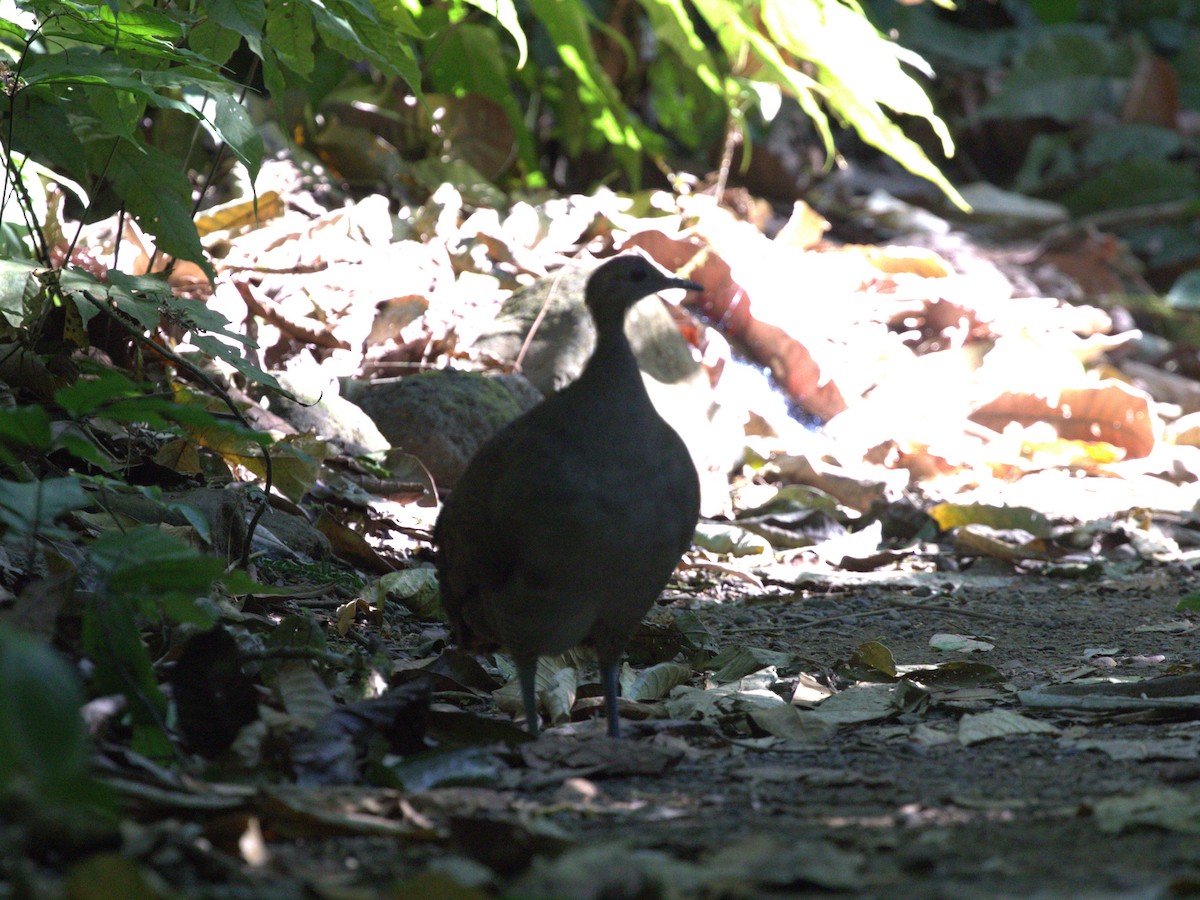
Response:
576,322,644,397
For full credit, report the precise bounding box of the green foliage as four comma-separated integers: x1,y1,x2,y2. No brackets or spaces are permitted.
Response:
415,0,961,198
0,385,268,759
0,0,425,269
875,0,1200,267
2,0,962,275
0,626,115,823
83,525,254,757
0,477,89,537
55,369,270,453
90,526,225,626
976,30,1132,124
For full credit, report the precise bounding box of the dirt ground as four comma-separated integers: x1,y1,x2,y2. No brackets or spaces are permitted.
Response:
190,563,1200,899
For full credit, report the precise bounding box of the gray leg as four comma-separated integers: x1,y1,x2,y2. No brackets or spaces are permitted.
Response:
517,657,540,736
600,658,621,738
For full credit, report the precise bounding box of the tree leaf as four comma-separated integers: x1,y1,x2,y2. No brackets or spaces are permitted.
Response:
266,0,316,76
0,626,114,814
0,477,89,535
462,0,526,67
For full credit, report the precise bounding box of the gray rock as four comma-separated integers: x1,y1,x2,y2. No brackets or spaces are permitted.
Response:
352,369,541,489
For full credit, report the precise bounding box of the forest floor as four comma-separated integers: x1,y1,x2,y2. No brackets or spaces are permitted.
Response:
10,166,1200,900
137,562,1200,899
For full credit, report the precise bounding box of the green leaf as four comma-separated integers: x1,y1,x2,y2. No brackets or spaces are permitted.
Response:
82,83,143,139
38,2,186,55
180,83,263,180
144,488,214,545
977,30,1131,124
90,526,222,625
55,369,146,416
263,438,323,504
872,3,1028,70
1167,271,1200,313
429,23,537,172
526,0,643,180
1028,0,1079,24
53,429,121,473
1176,593,1200,612
159,289,252,346
0,405,53,452
23,49,262,184
1080,124,1182,168
104,139,211,277
1061,159,1200,216
187,17,244,67
267,0,316,77
634,0,723,98
0,477,90,535
462,0,527,68
759,0,965,208
204,0,266,44
82,592,169,733
6,93,91,186
188,332,285,391
709,645,792,683
59,266,168,330
981,74,1121,123
0,626,114,814
692,0,831,150
311,0,422,94
0,258,47,329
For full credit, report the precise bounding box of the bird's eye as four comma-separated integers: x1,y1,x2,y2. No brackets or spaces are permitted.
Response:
630,269,646,281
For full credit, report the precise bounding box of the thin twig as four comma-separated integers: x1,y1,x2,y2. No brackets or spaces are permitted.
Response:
514,264,573,373
882,599,1028,624
724,606,894,633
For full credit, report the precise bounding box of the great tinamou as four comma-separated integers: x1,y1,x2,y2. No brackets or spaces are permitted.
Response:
435,255,702,737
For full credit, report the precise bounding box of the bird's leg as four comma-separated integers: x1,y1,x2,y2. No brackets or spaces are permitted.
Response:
516,657,540,736
600,657,621,738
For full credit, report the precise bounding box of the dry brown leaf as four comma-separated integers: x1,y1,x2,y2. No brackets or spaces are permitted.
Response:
952,524,1056,561
1122,52,1179,128
235,279,351,350
859,245,952,278
969,381,1158,459
154,437,203,475
624,230,848,420
196,191,286,237
314,511,395,573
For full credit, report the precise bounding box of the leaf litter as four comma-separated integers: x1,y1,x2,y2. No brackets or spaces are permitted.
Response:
12,159,1200,896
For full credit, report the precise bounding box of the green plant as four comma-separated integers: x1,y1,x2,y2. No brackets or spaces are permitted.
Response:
411,0,963,199
873,0,1200,274
0,626,116,830
0,381,270,757
0,0,427,271
1,0,963,290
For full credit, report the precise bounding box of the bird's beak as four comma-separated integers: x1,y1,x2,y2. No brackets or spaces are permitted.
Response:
663,277,702,294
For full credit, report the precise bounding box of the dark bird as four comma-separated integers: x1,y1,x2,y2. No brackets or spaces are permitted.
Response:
435,255,702,737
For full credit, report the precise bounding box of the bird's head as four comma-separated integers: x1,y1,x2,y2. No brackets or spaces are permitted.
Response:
584,255,701,328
